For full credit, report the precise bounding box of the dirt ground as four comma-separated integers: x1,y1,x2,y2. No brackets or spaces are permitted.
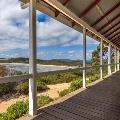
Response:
0,83,70,113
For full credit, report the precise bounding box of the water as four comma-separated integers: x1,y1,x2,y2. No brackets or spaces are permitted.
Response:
0,63,74,73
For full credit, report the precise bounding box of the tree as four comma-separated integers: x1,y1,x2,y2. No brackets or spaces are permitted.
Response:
91,43,115,66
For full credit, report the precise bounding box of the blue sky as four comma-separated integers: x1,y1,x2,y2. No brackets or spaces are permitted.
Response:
0,0,99,60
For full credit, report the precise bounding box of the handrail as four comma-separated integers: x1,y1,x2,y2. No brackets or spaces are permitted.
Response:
0,63,120,84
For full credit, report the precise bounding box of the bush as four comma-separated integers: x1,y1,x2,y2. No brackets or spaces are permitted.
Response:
58,89,70,97
15,82,29,95
0,113,8,120
0,101,28,120
37,81,49,92
16,71,23,75
37,95,53,107
59,79,82,97
37,72,81,85
0,95,53,120
88,74,100,83
16,81,49,95
69,79,82,92
0,82,16,97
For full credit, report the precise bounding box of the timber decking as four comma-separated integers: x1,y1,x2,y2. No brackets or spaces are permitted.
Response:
21,71,120,120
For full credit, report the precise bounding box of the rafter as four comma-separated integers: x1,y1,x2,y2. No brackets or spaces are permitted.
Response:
92,1,120,26
98,13,120,32
112,36,120,42
112,35,120,41
112,39,120,46
55,0,70,17
109,31,120,40
102,21,120,35
105,26,120,38
72,0,100,27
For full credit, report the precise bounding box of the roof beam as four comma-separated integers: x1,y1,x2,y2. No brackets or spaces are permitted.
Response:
112,39,120,46
79,0,101,18
55,0,70,17
102,21,120,35
109,31,120,40
112,38,120,44
92,1,120,26
112,35,120,41
72,0,100,27
98,13,120,32
105,26,120,37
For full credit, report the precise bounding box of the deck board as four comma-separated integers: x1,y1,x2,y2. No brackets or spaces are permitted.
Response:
21,71,120,120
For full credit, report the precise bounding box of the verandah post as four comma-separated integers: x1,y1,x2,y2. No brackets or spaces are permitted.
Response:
29,0,37,116
100,39,103,80
114,47,117,72
117,50,120,71
108,43,111,75
83,27,86,89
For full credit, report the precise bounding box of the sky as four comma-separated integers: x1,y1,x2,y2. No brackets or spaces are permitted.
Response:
0,0,99,60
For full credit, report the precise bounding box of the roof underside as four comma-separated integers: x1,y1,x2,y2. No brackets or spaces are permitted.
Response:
21,0,120,49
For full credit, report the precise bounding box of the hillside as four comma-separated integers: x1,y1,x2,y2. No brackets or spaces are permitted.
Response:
0,58,91,66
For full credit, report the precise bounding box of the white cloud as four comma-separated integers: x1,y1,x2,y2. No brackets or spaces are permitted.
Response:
0,0,99,61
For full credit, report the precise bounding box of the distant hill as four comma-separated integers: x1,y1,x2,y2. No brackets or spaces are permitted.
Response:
0,57,91,66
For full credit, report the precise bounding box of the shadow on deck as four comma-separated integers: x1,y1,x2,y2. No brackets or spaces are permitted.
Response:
24,71,120,120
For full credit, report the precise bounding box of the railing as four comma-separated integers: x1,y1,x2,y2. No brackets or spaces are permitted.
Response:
0,63,119,84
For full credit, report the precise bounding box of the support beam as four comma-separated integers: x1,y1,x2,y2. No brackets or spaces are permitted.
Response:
72,0,100,27
108,43,111,75
111,35,120,42
117,50,120,71
114,48,117,72
100,38,103,79
83,27,86,89
29,0,37,116
105,26,120,38
102,21,120,35
92,1,120,26
98,13,120,32
112,40,120,46
55,0,70,17
108,31,120,40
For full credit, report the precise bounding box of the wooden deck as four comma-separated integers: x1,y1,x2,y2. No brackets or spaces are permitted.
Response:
21,71,120,120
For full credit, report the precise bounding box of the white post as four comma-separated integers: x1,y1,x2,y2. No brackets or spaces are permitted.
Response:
100,39,103,80
114,47,117,72
117,50,120,71
83,27,86,89
29,0,37,116
108,43,111,75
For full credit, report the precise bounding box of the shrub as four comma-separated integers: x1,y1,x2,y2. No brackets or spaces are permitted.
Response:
0,95,53,120
16,71,23,75
16,81,49,95
37,72,81,85
58,89,70,97
0,101,28,120
37,81,49,92
37,95,53,107
88,74,100,83
59,79,82,97
0,82,16,97
0,113,8,120
69,79,82,92
15,82,29,95
7,101,28,120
